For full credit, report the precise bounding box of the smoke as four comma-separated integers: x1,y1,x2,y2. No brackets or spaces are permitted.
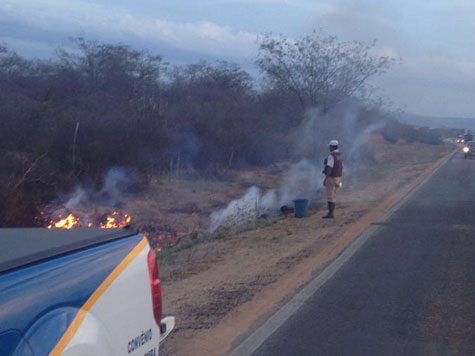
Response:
347,120,386,163
169,128,202,169
46,167,132,220
209,187,277,232
209,102,387,232
98,167,130,206
209,158,320,231
277,159,320,207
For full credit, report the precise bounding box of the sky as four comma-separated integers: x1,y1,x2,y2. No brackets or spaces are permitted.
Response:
2,0,475,118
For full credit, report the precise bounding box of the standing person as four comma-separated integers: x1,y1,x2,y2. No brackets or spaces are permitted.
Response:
322,140,343,219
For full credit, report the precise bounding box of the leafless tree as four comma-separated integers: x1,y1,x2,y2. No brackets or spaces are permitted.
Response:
256,30,395,112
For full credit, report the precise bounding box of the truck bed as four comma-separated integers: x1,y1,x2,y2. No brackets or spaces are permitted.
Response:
0,227,138,273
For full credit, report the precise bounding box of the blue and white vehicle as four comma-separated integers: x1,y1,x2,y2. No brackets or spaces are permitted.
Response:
0,228,174,356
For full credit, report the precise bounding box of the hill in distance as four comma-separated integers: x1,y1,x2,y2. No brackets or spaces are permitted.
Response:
399,113,475,131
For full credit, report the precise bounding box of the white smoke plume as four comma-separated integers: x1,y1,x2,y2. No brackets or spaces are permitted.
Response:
46,167,132,222
209,104,387,232
278,159,320,207
209,187,277,232
209,158,321,231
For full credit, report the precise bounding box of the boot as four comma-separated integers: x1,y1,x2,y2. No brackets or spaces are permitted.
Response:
322,202,335,219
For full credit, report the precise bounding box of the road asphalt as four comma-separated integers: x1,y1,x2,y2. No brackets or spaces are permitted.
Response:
251,152,475,356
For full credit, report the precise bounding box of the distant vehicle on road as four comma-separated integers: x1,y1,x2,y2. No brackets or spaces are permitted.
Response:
0,228,174,356
463,141,475,158
457,135,464,143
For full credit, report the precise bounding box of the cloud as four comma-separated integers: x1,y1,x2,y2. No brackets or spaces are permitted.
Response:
206,0,334,10
313,1,401,45
208,0,298,4
309,0,475,117
369,46,400,59
0,0,258,59
372,53,475,117
402,55,475,89
0,36,57,58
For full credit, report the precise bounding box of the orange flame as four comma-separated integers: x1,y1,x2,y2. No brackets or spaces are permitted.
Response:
47,214,81,229
46,211,132,229
99,211,132,228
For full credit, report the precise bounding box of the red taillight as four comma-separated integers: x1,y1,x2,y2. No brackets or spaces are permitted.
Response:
147,249,162,326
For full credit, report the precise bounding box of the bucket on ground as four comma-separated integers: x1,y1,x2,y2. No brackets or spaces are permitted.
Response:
293,199,309,218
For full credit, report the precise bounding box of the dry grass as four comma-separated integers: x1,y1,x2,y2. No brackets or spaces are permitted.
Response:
123,161,289,239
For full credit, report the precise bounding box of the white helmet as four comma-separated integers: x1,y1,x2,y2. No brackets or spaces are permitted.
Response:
328,139,339,146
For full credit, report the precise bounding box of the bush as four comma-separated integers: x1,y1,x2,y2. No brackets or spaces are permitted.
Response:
378,120,442,145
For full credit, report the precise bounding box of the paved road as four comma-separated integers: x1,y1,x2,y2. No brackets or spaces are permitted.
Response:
252,152,475,356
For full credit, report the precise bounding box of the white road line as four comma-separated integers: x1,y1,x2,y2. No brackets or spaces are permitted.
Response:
228,149,457,356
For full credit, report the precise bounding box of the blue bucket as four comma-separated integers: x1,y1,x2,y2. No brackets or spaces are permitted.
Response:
293,199,309,218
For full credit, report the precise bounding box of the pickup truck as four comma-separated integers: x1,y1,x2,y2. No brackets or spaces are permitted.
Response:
0,228,174,356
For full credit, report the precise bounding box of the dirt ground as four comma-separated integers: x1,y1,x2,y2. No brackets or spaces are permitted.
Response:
125,141,454,356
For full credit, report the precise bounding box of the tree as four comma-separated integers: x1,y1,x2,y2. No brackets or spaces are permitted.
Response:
163,61,256,168
256,30,395,112
55,38,167,175
57,37,164,99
